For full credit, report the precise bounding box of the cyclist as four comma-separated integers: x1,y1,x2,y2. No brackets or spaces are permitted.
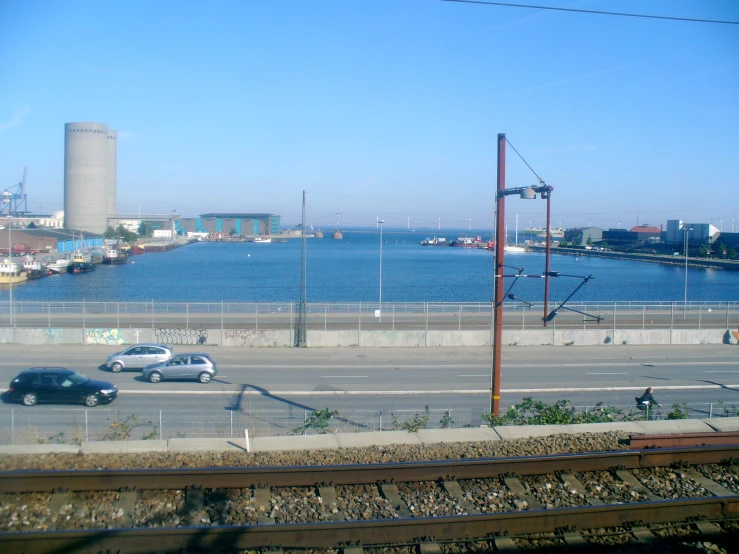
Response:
636,387,662,419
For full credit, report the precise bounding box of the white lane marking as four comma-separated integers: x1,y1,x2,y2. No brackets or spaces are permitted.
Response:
321,376,367,378
705,371,739,373
586,372,627,375
1,383,729,396
458,374,488,377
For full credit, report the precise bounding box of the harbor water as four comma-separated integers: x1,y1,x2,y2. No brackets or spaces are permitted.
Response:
0,230,737,304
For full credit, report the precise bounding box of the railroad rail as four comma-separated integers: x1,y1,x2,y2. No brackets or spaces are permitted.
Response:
629,431,739,449
1,445,738,553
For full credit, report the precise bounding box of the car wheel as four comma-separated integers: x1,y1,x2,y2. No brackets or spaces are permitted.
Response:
22,393,37,406
84,394,100,407
110,362,123,373
148,371,162,383
198,372,212,383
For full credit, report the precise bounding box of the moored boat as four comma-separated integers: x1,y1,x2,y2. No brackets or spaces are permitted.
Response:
22,259,51,279
68,260,96,274
253,237,272,243
420,236,449,246
0,259,28,284
102,248,128,265
450,236,483,247
132,244,146,254
45,258,71,274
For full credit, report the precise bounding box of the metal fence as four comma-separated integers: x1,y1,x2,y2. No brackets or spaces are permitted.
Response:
1,300,737,331
1,402,736,445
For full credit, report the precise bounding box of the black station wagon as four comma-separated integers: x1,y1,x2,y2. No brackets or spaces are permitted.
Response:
7,368,118,407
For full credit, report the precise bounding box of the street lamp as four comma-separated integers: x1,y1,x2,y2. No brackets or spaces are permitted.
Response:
683,226,693,319
378,219,385,322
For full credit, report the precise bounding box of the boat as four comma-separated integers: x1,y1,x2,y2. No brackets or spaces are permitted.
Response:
0,259,28,284
253,237,272,243
68,251,96,273
132,244,146,254
420,236,449,246
22,259,50,279
504,216,527,253
88,249,104,264
102,248,128,265
450,236,483,247
45,258,71,274
526,226,565,239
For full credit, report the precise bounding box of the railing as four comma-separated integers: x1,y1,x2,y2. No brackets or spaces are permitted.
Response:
1,402,737,444
0,300,737,331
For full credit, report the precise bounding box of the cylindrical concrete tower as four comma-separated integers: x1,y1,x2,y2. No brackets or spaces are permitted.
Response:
106,129,117,219
64,122,110,234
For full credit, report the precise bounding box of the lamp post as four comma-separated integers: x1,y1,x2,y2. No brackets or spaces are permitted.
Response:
683,226,693,319
7,216,13,327
491,133,553,415
378,219,385,322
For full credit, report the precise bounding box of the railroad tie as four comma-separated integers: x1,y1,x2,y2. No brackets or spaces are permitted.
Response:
318,485,346,521
342,548,365,554
46,492,71,530
502,476,542,510
441,480,479,514
379,483,412,518
682,469,736,497
558,473,600,506
562,531,589,548
418,542,443,553
630,526,657,544
185,489,204,526
694,521,722,535
493,537,521,552
613,469,662,501
114,491,138,526
252,487,274,524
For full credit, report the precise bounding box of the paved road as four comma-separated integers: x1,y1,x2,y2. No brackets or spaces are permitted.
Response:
1,344,737,409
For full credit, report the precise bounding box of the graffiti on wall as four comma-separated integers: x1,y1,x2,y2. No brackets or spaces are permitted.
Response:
224,329,280,346
155,328,208,346
86,328,126,345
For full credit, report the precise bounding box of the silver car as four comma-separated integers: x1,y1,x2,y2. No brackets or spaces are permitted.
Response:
142,353,217,383
105,344,173,373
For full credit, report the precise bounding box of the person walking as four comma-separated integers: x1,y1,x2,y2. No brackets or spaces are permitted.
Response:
636,387,662,420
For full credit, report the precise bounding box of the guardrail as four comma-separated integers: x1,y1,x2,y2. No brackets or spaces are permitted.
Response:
1,300,737,331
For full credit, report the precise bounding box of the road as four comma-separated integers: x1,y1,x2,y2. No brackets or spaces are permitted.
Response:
1,344,738,415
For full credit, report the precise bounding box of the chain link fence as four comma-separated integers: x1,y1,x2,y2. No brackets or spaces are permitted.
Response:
0,402,736,445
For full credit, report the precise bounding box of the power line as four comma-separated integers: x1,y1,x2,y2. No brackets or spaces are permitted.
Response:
440,0,739,25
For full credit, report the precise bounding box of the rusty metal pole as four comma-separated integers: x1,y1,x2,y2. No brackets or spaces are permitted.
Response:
491,133,506,416
543,190,551,326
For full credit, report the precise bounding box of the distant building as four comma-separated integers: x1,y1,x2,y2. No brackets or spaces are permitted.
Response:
630,224,662,243
665,220,719,244
563,227,603,245
177,213,281,236
0,227,104,254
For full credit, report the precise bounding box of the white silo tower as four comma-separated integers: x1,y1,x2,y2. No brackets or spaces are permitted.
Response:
64,122,114,234
106,129,117,220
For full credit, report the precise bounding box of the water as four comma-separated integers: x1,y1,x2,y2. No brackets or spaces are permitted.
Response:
1,230,737,303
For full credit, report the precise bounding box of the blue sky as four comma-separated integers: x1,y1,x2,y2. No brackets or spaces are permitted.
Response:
1,0,737,231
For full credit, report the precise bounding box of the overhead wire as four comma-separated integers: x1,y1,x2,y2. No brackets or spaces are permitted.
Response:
440,0,739,25
504,138,546,185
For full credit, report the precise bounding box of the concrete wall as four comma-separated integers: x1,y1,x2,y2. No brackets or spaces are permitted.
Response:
0,327,736,347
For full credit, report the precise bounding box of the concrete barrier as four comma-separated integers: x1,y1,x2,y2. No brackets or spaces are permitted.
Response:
0,327,735,347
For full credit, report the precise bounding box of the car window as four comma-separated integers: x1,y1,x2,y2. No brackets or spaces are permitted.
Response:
127,347,144,355
171,356,187,365
147,347,165,355
191,356,206,365
67,372,90,385
40,374,59,387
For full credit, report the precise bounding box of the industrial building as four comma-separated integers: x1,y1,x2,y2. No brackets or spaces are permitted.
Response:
0,226,104,255
176,213,281,236
64,122,117,234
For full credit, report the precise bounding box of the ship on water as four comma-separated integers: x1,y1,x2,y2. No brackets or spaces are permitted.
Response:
525,226,565,239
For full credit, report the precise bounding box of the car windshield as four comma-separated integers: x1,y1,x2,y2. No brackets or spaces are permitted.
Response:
67,372,89,385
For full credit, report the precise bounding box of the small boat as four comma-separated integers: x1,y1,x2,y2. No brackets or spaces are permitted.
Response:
450,236,483,247
253,237,272,243
102,248,127,265
0,259,28,284
45,258,71,274
89,249,104,264
132,244,146,254
420,236,449,246
22,259,50,279
68,251,96,273
504,217,527,253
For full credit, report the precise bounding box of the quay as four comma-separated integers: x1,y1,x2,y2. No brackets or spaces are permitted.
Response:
529,245,739,271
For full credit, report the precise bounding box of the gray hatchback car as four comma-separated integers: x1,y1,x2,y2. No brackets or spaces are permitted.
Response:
105,344,173,372
142,353,217,383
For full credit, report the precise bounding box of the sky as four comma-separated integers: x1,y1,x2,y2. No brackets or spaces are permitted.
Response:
0,0,737,231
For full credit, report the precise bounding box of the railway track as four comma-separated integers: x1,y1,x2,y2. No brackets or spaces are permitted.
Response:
1,445,738,553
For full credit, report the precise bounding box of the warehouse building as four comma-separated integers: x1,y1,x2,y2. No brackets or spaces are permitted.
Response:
176,213,281,236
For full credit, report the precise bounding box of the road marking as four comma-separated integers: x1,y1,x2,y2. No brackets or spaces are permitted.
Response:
458,374,488,377
321,376,367,378
586,372,627,375
705,371,739,373
1,383,731,397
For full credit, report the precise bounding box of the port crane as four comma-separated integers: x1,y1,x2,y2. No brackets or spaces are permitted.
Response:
1,167,29,216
